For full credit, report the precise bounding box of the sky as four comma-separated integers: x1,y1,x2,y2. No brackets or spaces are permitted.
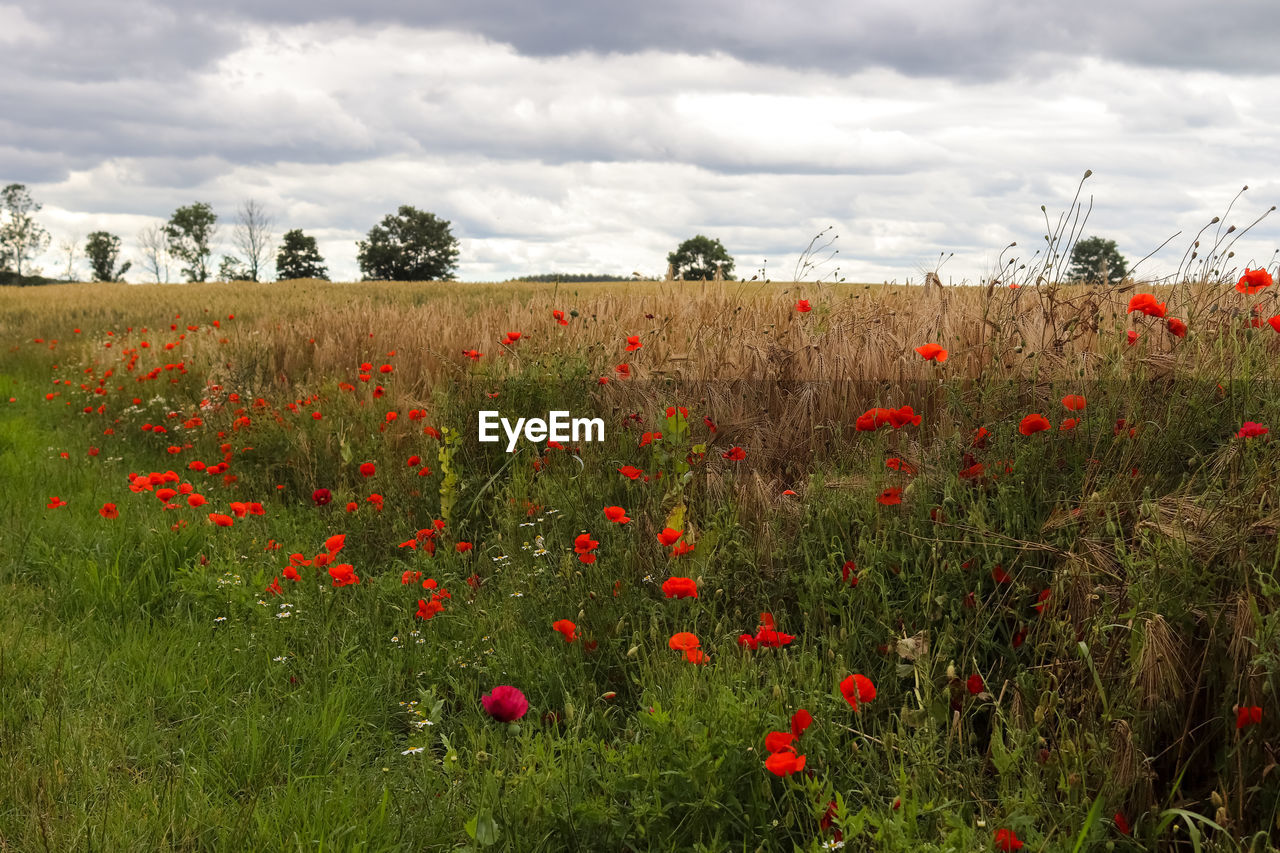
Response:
2,0,1278,284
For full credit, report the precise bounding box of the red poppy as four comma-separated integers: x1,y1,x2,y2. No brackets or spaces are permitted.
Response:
1236,267,1274,294
312,488,332,505
991,564,1012,584
656,527,682,546
1061,394,1086,411
552,619,578,642
876,487,902,506
915,343,948,363
790,708,812,738
417,598,443,620
722,446,746,461
841,560,858,585
283,566,301,582
959,461,985,480
326,563,359,587
683,649,707,664
668,632,700,652
208,512,233,527
670,541,695,556
266,577,283,596
456,541,473,553
994,828,1023,851
1018,414,1051,435
840,673,876,711
1166,317,1187,338
573,533,599,554
604,505,631,524
1126,330,1139,345
552,309,568,325
1059,418,1078,431
1127,293,1166,318
99,502,118,519
625,335,642,351
1237,705,1263,729
1034,588,1052,612
325,533,346,553
704,417,717,432
639,431,661,447
1114,813,1131,836
481,685,528,722
462,349,483,360
662,577,698,599
764,731,796,753
764,749,806,776
967,673,985,695
795,299,811,313
1237,421,1268,438
618,465,644,480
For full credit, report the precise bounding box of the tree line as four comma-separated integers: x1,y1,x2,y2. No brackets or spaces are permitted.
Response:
0,182,1131,285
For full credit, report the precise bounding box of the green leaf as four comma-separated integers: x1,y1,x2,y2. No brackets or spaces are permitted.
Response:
465,809,501,846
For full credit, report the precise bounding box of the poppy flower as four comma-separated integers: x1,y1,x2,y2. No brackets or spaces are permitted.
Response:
604,505,631,524
325,533,346,554
1061,394,1086,411
1018,414,1051,436
283,565,301,582
764,749,806,776
625,335,642,351
994,828,1023,851
552,619,578,642
959,461,985,480
454,541,473,554
462,349,482,360
656,528,682,547
1236,267,1274,294
740,613,794,649
1127,293,1166,318
99,502,118,519
328,563,359,587
615,363,631,378
416,598,444,620
704,417,717,432
639,431,661,447
722,446,746,461
840,673,876,711
668,632,700,652
1115,813,1131,836
967,673,985,695
266,577,283,596
662,577,698,599
670,541,695,557
481,685,528,722
795,299,811,313
915,343,948,363
1034,588,1052,613
312,488,332,506
1126,330,1139,345
1166,317,1187,338
1237,421,1268,439
208,512,233,527
618,465,644,480
683,649,708,664
790,708,812,738
1059,418,1078,431
552,309,568,326
991,564,1012,584
573,533,599,554
876,487,902,506
764,731,796,754
1237,705,1263,729
1268,317,1280,334
357,462,376,478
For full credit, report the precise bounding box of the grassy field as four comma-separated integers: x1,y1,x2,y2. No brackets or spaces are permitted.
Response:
2,275,1279,851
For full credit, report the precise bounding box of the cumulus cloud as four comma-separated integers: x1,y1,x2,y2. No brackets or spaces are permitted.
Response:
4,6,1278,283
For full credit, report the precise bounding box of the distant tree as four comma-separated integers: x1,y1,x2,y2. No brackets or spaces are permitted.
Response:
137,223,170,282
58,233,81,281
0,183,51,277
357,206,459,281
217,255,252,281
275,229,329,281
85,231,132,282
1068,236,1128,285
164,202,218,282
230,199,274,282
667,235,735,281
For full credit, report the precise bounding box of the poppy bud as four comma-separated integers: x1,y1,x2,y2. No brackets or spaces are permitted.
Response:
627,646,638,658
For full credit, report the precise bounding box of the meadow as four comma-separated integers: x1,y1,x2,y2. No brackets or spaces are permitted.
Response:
1,272,1279,852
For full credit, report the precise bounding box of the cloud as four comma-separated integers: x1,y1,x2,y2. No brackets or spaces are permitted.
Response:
5,12,1277,284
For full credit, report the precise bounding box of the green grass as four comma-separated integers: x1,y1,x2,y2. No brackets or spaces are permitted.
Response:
1,284,1279,852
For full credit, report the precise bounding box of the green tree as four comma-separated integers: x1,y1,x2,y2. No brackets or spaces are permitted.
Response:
84,231,131,282
356,206,459,281
667,235,735,281
0,183,51,277
275,229,329,281
1068,236,1128,285
164,202,218,282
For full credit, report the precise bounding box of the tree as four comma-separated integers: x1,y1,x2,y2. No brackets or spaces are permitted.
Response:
231,199,274,282
0,184,51,277
667,235,735,281
1068,236,1128,285
356,206,459,281
58,232,81,281
276,229,329,280
217,255,252,281
164,202,218,282
85,231,132,282
137,223,170,282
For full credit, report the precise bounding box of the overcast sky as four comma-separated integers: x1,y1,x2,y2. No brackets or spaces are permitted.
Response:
3,0,1278,283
